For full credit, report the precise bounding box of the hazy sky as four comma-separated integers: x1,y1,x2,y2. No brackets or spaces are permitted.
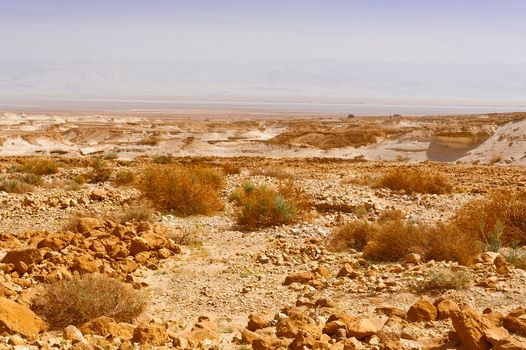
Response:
1,0,525,64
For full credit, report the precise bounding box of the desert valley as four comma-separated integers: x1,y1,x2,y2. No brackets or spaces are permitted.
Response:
0,111,523,349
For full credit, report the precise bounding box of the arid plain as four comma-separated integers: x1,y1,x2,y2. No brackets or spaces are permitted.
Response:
0,111,524,350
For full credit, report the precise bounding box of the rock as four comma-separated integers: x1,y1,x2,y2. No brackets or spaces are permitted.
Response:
0,297,47,338
346,318,378,340
89,189,107,201
276,310,320,339
316,297,337,308
343,337,364,349
72,255,99,274
404,253,421,264
484,327,510,346
502,315,526,336
8,334,25,345
284,271,316,285
187,317,219,345
337,264,357,278
493,338,526,350
80,316,133,339
77,218,105,233
436,299,460,320
1,248,43,266
406,300,437,322
450,308,492,350
130,237,150,256
247,313,269,331
240,329,260,345
141,231,166,250
37,232,73,251
63,325,86,343
132,322,168,346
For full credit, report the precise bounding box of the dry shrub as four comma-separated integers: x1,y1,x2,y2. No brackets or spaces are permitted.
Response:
72,174,88,185
32,274,148,327
118,203,155,223
250,167,294,180
152,155,172,164
114,170,136,186
423,223,482,266
0,179,34,193
20,173,43,186
361,220,481,266
503,248,526,270
327,220,378,252
231,181,310,229
377,209,405,224
222,163,241,175
453,191,526,246
88,158,113,183
374,167,452,194
363,220,427,261
10,159,60,175
423,269,472,291
139,165,224,216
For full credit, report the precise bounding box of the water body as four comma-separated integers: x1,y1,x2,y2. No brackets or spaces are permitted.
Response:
1,99,526,116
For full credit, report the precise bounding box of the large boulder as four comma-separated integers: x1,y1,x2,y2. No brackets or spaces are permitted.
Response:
450,308,493,350
1,248,43,266
0,297,47,338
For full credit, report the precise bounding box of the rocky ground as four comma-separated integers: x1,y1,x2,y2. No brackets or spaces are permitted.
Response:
0,156,524,349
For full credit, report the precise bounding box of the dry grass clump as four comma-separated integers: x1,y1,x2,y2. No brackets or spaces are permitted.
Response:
88,158,113,183
231,181,310,229
9,159,60,175
152,155,172,164
118,203,155,223
114,170,136,186
327,220,378,252
327,217,481,265
422,269,472,291
139,165,224,216
250,167,294,180
32,274,148,327
222,163,242,175
0,178,34,193
374,167,452,194
364,221,481,266
502,248,526,270
453,191,526,246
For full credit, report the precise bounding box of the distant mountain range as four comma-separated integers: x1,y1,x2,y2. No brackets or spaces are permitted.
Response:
0,59,525,105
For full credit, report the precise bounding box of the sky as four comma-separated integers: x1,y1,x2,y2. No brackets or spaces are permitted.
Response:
1,0,526,64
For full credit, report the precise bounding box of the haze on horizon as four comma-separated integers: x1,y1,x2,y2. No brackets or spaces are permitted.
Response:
1,0,526,105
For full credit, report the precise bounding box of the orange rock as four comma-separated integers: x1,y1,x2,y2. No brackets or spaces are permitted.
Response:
0,297,47,338
406,300,437,322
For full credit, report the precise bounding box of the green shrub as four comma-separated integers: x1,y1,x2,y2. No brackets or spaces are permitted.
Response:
231,181,310,229
88,158,113,183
